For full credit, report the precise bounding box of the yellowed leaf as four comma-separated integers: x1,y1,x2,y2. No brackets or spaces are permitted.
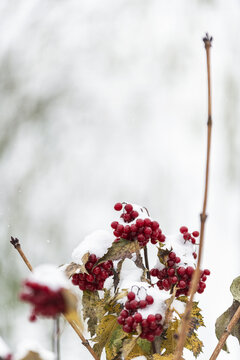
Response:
93,315,119,358
153,355,184,360
95,239,138,265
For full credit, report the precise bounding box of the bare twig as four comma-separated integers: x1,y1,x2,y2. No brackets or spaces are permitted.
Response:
52,317,61,360
173,33,213,360
10,237,33,272
10,237,100,360
209,304,240,360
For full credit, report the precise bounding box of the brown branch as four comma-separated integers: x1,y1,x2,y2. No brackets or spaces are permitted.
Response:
209,304,240,360
10,237,100,360
173,33,213,360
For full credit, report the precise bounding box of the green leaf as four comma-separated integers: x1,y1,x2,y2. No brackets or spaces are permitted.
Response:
215,300,240,352
105,324,126,360
137,338,152,354
230,276,240,302
95,239,139,265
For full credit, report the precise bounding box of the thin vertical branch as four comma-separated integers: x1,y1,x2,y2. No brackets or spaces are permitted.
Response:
10,237,99,360
173,33,213,360
209,304,240,360
52,317,61,360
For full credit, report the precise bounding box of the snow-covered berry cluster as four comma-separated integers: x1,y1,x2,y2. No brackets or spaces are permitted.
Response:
117,291,163,342
72,254,113,291
111,202,166,246
20,281,66,321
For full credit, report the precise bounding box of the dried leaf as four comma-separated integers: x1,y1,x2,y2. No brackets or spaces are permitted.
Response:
65,262,86,278
215,300,240,352
21,351,42,360
95,239,138,265
93,315,119,358
157,246,171,266
230,276,240,302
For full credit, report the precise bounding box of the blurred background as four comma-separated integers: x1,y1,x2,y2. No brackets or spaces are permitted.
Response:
0,0,239,359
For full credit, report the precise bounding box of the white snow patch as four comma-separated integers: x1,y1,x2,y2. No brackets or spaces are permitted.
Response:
119,259,143,289
26,264,70,291
72,230,114,263
15,341,55,360
0,337,11,358
164,234,196,268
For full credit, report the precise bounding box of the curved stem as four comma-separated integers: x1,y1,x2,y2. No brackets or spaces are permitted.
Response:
173,33,213,360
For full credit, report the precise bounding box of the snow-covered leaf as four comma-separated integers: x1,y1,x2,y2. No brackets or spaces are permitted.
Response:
21,351,42,360
95,239,139,265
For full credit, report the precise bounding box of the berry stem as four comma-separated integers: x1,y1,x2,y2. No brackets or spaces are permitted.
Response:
10,237,100,360
209,304,240,360
143,246,151,282
173,33,213,360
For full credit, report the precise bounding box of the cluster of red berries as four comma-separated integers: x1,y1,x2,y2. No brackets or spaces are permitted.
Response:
117,291,163,342
180,226,199,245
111,203,165,246
20,282,66,321
150,251,210,297
72,254,113,291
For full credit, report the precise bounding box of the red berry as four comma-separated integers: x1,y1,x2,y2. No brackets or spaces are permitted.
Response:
146,333,155,342
183,233,191,240
150,268,158,277
93,266,101,275
144,227,152,235
151,221,159,230
130,300,138,310
147,314,156,323
154,326,163,336
139,300,147,308
120,310,129,318
117,316,125,325
146,295,154,305
204,269,210,276
123,324,132,333
141,319,148,327
177,267,186,276
191,238,196,244
126,316,134,326
131,211,139,219
125,301,131,310
179,280,186,289
149,321,157,330
169,252,176,260
171,276,178,284
175,257,181,263
114,203,122,211
136,219,144,227
144,218,152,227
155,314,162,322
125,204,133,213
193,252,197,259
159,234,166,242
29,314,37,322
111,221,118,229
134,313,142,323
167,268,175,277
127,291,136,301
201,275,207,282
86,274,94,282
89,254,97,263
117,224,124,233
186,266,194,276
180,226,188,234
192,231,199,237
